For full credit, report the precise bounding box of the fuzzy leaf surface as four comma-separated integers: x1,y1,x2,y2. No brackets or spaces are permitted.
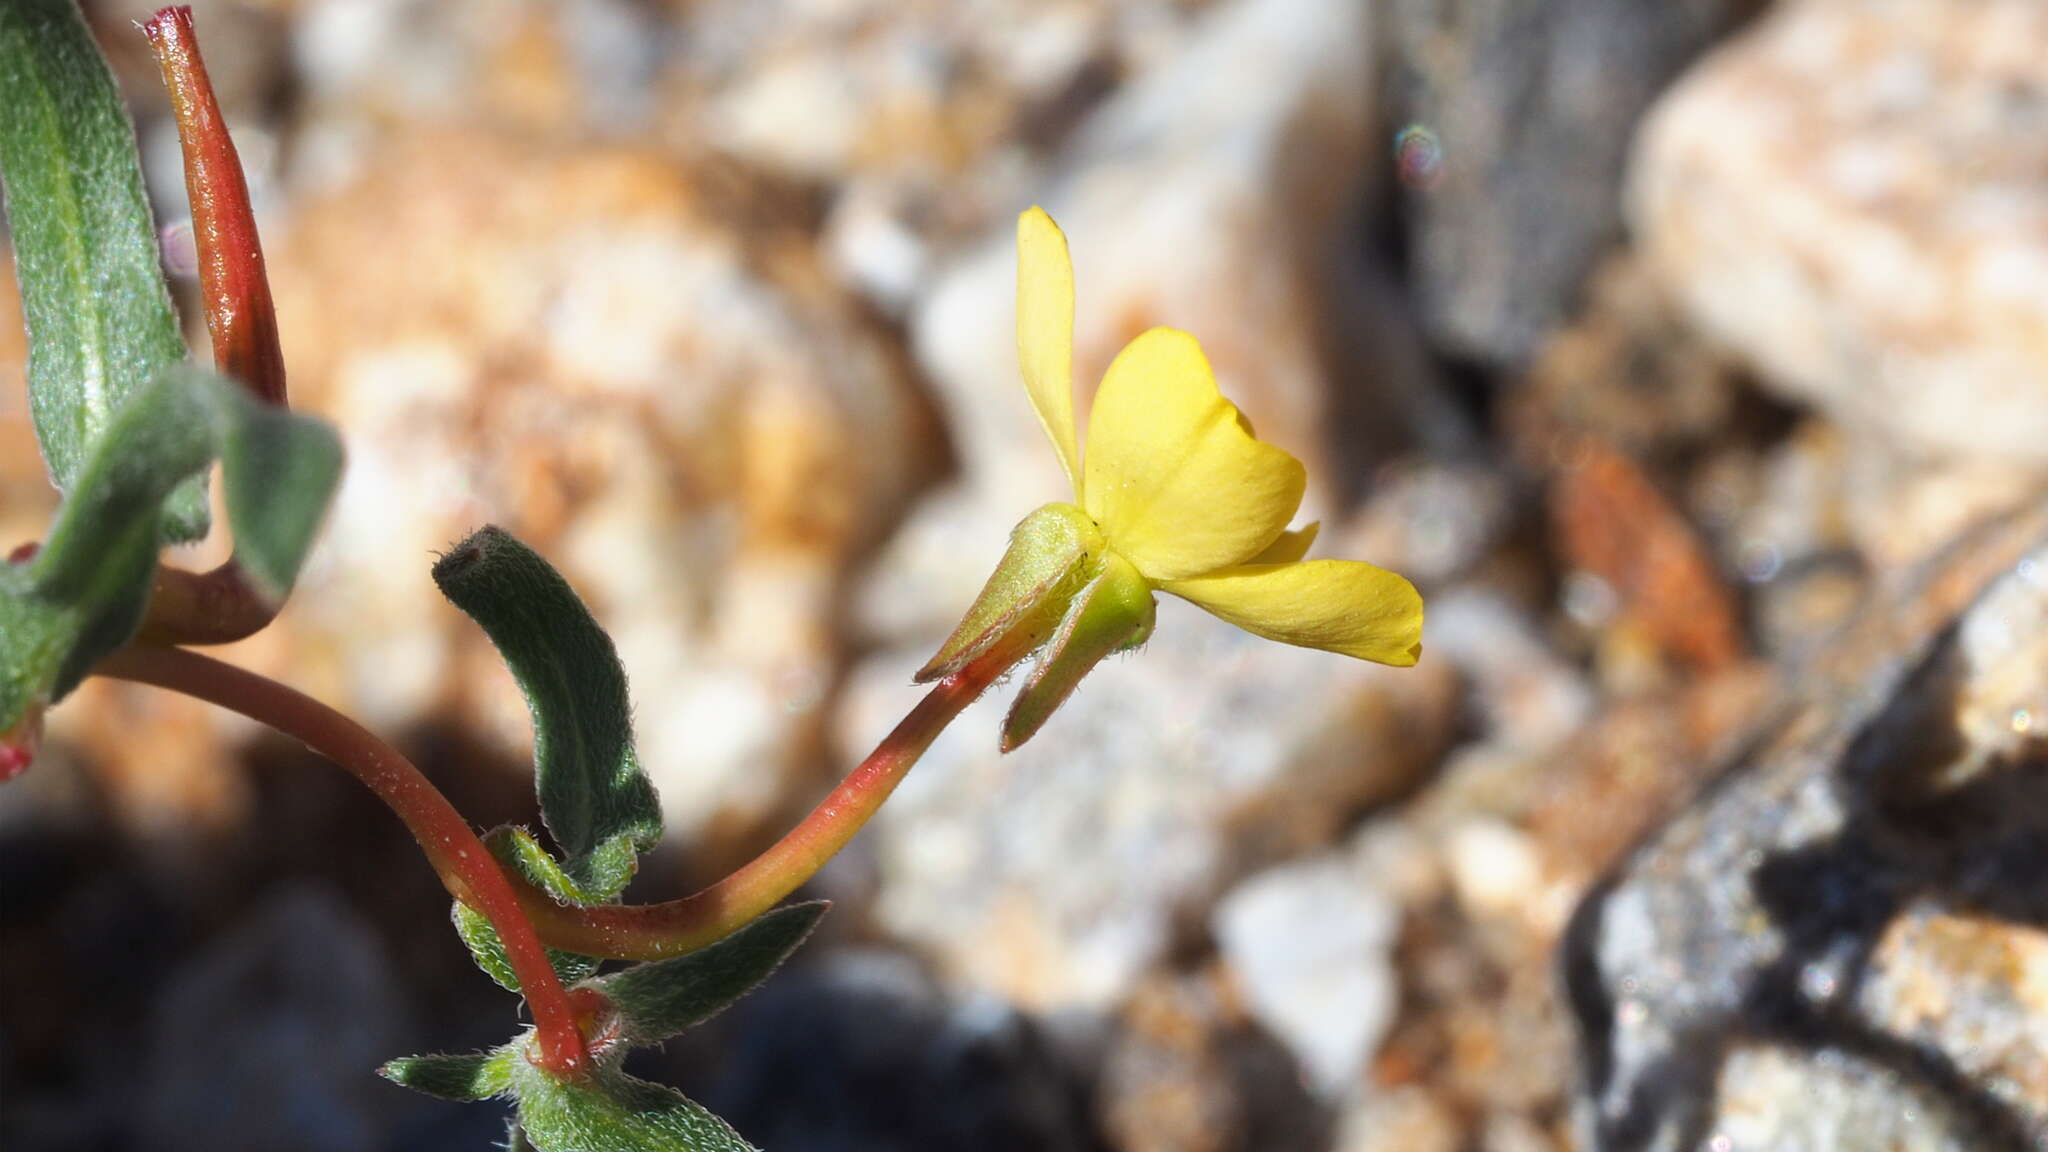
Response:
511,1048,755,1152
0,365,340,731
379,1046,517,1102
433,526,661,894
581,902,825,1045
452,900,600,995
0,0,207,538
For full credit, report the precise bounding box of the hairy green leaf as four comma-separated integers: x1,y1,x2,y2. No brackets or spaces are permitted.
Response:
452,899,600,995
510,1044,756,1152
0,0,207,539
433,526,662,892
0,365,340,732
492,825,635,905
379,1046,518,1102
582,902,825,1045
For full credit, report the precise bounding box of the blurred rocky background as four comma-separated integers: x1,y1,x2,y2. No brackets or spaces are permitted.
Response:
3,0,2045,1149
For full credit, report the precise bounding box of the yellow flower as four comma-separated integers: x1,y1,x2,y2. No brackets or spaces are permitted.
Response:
923,207,1423,748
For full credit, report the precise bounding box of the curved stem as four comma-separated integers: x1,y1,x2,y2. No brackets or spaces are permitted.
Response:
99,640,1006,964
515,650,1006,960
138,562,276,646
96,645,591,1080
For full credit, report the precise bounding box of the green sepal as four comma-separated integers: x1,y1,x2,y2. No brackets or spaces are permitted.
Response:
1001,550,1153,751
0,0,208,539
379,1046,519,1102
579,902,825,1045
0,366,340,733
509,1038,756,1152
916,502,1103,683
433,526,662,894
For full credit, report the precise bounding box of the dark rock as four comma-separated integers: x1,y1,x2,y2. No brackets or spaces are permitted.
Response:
1384,0,1757,365
1566,505,2048,1151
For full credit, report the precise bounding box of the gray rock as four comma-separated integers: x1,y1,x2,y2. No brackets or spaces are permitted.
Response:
1386,0,1751,365
1565,504,2048,1151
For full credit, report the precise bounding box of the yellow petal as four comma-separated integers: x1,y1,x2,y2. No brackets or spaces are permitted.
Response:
1162,560,1423,666
1248,521,1319,565
1082,328,1306,580
1017,208,1082,497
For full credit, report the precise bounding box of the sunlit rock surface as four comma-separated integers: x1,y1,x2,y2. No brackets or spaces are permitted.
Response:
1632,0,2048,466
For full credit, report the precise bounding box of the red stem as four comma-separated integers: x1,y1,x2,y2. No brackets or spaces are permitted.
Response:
97,645,591,1079
143,6,286,405
514,649,1008,959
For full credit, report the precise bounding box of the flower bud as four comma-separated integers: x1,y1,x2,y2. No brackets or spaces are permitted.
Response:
916,503,1105,684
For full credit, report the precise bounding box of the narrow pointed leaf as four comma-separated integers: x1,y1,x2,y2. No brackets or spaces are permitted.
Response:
511,1053,756,1152
379,1046,518,1102
433,527,662,893
583,902,826,1044
0,0,207,538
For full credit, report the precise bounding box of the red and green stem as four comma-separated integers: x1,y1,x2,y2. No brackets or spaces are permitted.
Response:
99,645,594,1079
96,642,1007,1069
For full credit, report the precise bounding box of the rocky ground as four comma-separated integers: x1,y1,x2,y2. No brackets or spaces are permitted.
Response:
2,1,2044,1150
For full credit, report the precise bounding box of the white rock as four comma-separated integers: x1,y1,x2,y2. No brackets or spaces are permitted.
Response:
1631,0,2048,465
1213,850,1401,1099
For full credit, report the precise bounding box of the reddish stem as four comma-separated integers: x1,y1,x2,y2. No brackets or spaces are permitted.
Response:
515,648,1009,960
137,564,277,646
143,6,286,405
97,645,591,1079
136,8,291,647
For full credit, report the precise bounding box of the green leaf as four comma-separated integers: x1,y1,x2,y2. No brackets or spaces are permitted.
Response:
0,0,208,539
510,1044,756,1152
379,1046,518,1102
0,365,341,732
452,899,601,995
582,902,825,1045
216,395,344,601
433,526,662,893
492,825,634,906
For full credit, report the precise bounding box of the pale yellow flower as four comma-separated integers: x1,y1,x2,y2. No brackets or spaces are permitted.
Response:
924,207,1423,748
